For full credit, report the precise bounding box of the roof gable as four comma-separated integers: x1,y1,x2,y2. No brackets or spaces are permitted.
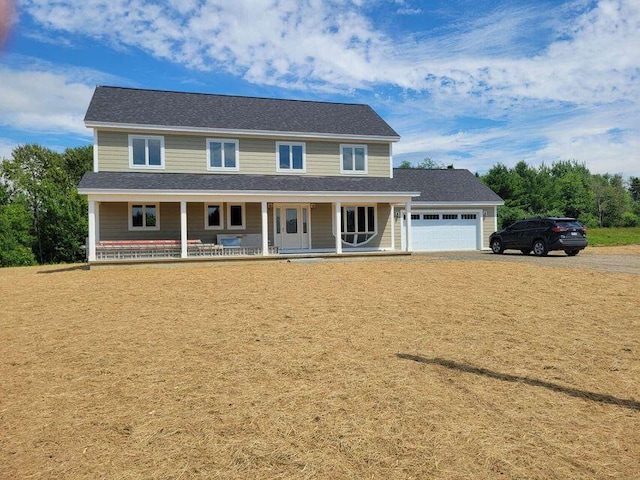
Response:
85,86,399,139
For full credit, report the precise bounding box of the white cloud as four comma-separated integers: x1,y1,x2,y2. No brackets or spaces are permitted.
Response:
0,137,16,160
13,0,640,176
0,56,123,136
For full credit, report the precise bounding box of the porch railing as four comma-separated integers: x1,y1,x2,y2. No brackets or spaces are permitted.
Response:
94,241,279,261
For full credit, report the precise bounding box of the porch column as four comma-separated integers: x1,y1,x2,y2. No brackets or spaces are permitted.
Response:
261,200,269,256
390,205,395,250
180,201,187,258
405,201,412,252
88,199,96,262
335,201,342,254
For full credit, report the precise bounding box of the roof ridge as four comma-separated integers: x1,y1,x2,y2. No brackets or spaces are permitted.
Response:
95,85,370,108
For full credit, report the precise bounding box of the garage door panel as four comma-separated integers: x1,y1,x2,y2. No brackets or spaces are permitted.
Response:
402,211,479,251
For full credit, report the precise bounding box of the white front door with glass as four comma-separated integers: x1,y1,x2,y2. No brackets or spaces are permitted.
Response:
274,204,311,250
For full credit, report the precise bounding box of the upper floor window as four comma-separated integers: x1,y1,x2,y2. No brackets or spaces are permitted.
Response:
207,139,239,171
276,142,305,173
129,135,164,169
340,145,368,174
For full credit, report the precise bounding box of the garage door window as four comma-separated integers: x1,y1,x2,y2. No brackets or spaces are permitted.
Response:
424,214,439,220
443,214,458,220
341,205,376,246
461,214,477,220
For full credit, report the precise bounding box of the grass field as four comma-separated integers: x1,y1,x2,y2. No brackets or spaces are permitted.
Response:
1,253,639,479
588,227,640,246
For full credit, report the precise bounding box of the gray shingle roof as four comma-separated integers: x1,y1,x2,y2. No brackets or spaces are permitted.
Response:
392,168,503,203
78,169,503,203
78,171,414,193
85,86,400,139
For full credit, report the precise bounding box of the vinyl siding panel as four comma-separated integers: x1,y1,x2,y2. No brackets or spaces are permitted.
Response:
96,130,391,177
310,203,334,248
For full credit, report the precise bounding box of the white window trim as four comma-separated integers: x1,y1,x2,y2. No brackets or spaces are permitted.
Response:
227,203,246,230
333,204,378,246
340,144,368,174
128,135,165,169
275,141,306,173
206,138,240,172
128,203,160,231
204,203,225,230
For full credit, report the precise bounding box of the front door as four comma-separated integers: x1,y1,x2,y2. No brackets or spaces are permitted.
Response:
274,204,311,250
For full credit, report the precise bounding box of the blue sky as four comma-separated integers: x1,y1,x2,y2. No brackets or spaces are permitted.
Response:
0,0,639,176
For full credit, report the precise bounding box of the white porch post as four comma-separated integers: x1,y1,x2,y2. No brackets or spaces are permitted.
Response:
390,205,395,250
335,201,342,254
180,201,187,258
261,200,269,256
405,201,412,252
88,199,96,262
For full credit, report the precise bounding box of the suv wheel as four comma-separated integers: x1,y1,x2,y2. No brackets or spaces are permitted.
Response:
533,240,548,257
491,239,504,254
566,250,579,256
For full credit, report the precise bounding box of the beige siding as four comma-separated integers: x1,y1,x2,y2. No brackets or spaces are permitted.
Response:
99,202,265,242
99,202,181,241
310,203,334,249
310,203,392,250
97,130,391,177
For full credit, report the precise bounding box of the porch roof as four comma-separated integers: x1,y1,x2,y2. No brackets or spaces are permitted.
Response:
78,171,419,198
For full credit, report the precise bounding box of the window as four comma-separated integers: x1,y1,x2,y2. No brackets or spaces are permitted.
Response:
411,214,420,220
129,203,159,230
276,142,305,172
204,204,224,230
442,214,458,220
340,144,368,174
227,203,245,229
129,135,164,168
461,213,477,220
207,139,239,171
341,205,376,246
424,214,439,220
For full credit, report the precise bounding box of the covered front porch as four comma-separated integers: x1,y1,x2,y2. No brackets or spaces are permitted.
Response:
86,197,416,262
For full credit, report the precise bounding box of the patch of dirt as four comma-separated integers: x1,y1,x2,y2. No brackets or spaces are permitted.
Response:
1,257,639,479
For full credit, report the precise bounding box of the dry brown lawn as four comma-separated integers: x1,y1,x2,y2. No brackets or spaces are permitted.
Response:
1,253,639,479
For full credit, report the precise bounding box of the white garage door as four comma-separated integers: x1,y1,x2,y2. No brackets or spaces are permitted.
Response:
402,211,479,251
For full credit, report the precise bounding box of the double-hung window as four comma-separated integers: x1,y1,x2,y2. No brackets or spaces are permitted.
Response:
207,139,239,171
341,205,376,246
340,144,368,174
276,142,305,172
204,204,224,230
129,203,160,230
129,135,164,168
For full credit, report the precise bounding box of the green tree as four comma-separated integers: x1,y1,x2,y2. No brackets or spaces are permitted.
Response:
0,198,36,266
629,176,640,203
1,144,91,264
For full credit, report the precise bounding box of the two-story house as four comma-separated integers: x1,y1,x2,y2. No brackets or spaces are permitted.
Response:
78,86,502,262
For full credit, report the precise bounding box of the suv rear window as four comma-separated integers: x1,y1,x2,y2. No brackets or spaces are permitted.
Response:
555,220,583,228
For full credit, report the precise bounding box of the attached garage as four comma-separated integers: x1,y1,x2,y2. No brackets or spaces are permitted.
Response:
401,210,481,251
391,168,504,252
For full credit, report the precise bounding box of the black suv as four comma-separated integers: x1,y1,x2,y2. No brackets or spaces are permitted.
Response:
490,217,588,256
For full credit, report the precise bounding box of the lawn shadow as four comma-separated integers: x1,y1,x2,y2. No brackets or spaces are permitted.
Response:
37,264,89,274
397,354,640,411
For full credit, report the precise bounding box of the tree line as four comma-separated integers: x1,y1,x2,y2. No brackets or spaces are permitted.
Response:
479,160,640,229
0,144,92,267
